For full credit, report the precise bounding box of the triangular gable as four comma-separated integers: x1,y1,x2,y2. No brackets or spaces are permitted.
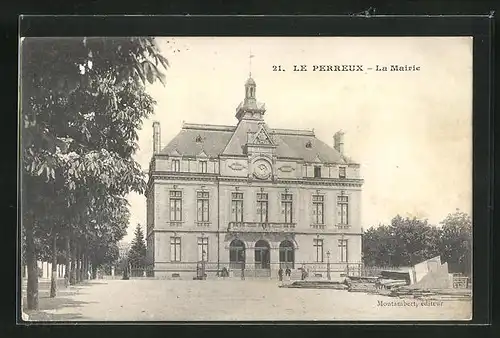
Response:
251,125,274,145
169,149,182,157
197,150,208,158
313,154,323,163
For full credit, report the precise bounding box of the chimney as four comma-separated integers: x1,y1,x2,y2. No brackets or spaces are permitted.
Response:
334,130,344,155
153,121,161,154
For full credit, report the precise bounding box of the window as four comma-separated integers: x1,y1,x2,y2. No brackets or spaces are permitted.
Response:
231,192,244,222
281,193,293,223
312,195,324,224
169,191,182,221
257,193,268,223
200,161,207,173
172,159,180,172
338,239,348,263
170,237,181,262
313,239,324,262
198,237,208,261
314,166,321,178
339,167,346,178
337,195,349,225
197,192,210,222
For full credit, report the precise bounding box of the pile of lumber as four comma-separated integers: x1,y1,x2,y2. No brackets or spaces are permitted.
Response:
378,278,408,289
347,282,376,293
390,287,472,300
279,280,348,290
347,276,379,283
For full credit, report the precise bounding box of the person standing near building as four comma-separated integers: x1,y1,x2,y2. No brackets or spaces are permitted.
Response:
241,265,245,280
278,268,283,282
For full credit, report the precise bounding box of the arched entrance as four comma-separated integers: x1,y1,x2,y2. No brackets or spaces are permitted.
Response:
255,240,270,269
279,240,295,268
229,239,246,269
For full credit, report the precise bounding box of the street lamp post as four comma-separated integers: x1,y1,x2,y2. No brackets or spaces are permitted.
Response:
327,251,331,280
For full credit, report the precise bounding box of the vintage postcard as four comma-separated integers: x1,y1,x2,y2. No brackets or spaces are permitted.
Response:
20,36,472,321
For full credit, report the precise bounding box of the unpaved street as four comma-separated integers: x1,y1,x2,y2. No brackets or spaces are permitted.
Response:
23,279,472,321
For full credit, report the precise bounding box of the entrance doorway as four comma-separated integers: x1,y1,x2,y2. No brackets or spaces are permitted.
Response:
229,239,245,269
255,240,271,269
279,240,295,268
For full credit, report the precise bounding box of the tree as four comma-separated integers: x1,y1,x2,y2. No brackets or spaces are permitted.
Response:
128,225,147,277
21,37,168,309
362,224,397,267
440,210,472,275
363,215,441,267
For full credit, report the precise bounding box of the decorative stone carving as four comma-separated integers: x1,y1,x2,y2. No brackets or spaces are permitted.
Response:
278,165,295,172
229,162,246,171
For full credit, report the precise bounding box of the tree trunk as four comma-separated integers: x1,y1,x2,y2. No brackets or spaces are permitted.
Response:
70,239,77,285
91,257,97,279
82,252,87,280
75,244,81,283
78,249,83,282
25,220,39,310
50,232,57,298
85,255,90,280
65,235,70,287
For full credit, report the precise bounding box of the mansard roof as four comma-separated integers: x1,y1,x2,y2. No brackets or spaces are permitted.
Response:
160,122,354,164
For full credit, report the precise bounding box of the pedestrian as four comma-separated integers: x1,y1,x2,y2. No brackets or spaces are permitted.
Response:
301,266,308,280
87,270,91,280
278,268,283,282
285,267,291,278
241,265,245,280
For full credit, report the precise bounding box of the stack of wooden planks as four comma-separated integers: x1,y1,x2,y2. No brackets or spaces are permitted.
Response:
390,287,472,300
279,280,348,290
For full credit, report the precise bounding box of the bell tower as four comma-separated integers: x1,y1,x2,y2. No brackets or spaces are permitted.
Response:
235,53,266,121
235,75,266,121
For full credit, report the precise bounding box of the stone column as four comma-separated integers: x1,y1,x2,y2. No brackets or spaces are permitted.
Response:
270,245,280,276
246,245,255,266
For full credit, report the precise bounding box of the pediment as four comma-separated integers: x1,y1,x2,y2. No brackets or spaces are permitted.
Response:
197,150,208,158
313,154,323,163
251,125,274,146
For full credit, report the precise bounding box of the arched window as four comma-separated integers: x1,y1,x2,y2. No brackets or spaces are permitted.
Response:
255,240,270,269
279,240,295,268
229,239,245,269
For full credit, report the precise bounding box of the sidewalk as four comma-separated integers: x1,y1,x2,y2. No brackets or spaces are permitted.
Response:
21,279,100,321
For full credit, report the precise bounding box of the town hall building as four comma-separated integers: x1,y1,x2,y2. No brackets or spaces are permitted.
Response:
146,75,364,279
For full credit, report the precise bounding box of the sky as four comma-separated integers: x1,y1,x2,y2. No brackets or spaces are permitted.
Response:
123,37,472,243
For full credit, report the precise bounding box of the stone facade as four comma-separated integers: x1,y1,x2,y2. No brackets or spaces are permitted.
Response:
146,76,364,279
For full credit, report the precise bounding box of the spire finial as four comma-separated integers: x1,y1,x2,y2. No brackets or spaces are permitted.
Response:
249,49,254,77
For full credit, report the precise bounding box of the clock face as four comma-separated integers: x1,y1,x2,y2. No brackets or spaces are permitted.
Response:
253,160,272,179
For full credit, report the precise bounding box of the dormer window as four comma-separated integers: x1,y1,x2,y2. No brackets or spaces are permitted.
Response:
195,135,202,143
172,159,180,172
200,161,207,173
339,167,346,178
305,141,312,148
314,166,321,178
